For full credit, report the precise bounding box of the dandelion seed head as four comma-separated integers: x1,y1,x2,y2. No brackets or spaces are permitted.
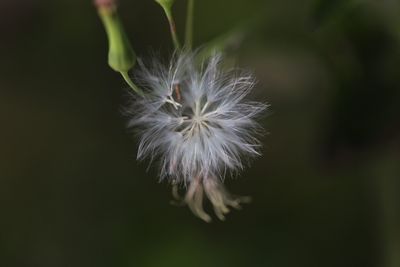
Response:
124,53,266,221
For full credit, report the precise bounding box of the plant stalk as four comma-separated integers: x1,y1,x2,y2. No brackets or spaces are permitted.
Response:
185,0,194,50
164,8,181,50
121,71,144,96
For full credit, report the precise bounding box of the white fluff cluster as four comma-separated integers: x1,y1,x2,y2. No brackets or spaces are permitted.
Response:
125,53,266,221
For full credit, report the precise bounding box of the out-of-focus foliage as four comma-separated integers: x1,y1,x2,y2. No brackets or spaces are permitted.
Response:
311,0,362,27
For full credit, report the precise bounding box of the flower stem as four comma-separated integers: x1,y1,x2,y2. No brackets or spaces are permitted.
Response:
121,71,144,96
164,8,181,50
185,0,194,50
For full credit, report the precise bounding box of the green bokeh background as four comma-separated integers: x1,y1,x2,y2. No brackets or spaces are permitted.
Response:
1,0,399,266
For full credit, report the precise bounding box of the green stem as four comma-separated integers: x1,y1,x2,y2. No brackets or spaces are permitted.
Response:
121,71,144,96
185,0,194,50
164,8,181,50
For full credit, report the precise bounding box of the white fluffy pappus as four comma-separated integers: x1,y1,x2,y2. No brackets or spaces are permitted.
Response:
124,53,267,222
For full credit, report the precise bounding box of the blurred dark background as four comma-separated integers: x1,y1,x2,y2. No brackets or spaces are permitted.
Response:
1,0,399,266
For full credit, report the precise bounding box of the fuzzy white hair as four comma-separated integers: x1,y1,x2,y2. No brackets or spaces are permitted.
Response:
125,53,266,221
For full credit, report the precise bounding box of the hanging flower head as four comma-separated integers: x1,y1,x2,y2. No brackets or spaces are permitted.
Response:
96,0,267,222
125,53,266,221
